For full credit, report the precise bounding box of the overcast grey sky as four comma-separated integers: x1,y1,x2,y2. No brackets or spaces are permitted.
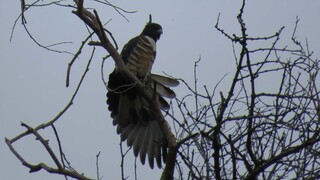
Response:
1,1,320,179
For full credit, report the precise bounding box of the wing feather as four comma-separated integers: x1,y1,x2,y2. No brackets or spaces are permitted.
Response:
150,74,179,87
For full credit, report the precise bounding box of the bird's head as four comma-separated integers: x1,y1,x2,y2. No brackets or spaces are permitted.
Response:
141,23,163,42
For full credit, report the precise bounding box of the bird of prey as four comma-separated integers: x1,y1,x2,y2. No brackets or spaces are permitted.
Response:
107,23,179,169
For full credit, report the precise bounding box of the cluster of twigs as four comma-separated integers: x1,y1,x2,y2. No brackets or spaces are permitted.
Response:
168,1,320,179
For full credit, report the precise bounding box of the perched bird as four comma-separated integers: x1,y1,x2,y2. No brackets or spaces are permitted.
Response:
107,23,179,169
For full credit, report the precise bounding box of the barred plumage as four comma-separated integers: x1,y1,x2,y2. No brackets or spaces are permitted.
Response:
127,36,155,80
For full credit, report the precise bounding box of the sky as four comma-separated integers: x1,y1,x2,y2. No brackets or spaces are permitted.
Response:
1,1,320,180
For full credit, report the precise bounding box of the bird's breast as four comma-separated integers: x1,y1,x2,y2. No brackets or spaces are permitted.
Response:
127,36,156,80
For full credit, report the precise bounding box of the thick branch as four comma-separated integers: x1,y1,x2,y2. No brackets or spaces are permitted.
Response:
73,1,177,178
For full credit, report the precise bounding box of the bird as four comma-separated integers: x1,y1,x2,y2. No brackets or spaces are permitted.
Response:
106,22,179,169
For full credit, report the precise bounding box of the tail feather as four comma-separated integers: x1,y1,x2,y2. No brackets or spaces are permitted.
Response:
154,125,162,168
133,125,145,156
127,124,141,147
147,122,160,169
147,79,176,98
139,123,152,164
150,74,179,87
119,124,132,141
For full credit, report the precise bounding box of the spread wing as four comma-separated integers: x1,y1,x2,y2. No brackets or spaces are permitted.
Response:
107,32,176,168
